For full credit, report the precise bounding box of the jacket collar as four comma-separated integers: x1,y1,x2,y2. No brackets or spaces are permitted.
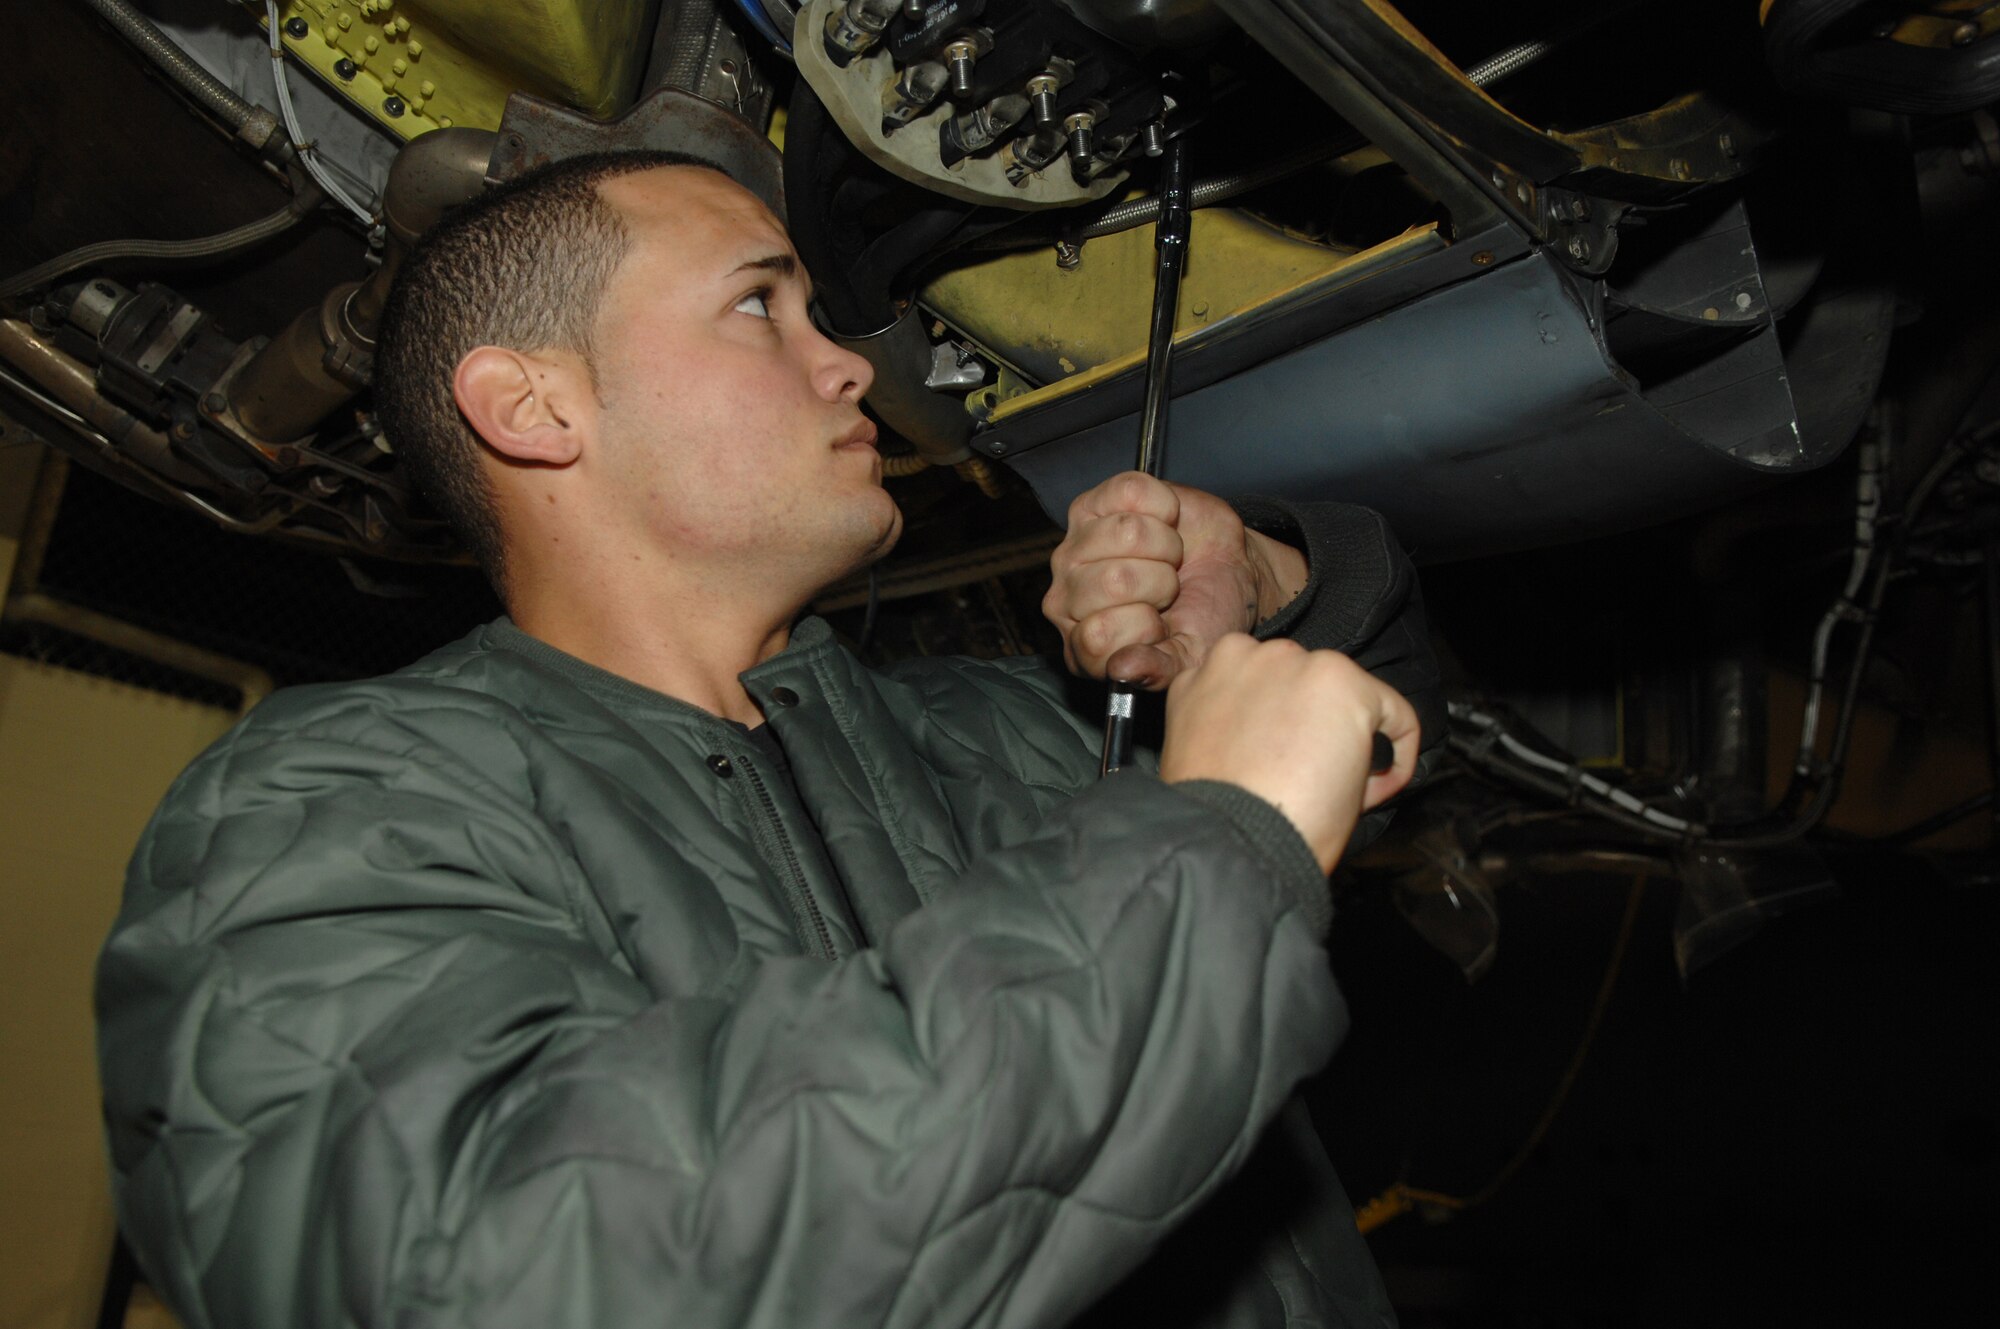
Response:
481,615,846,723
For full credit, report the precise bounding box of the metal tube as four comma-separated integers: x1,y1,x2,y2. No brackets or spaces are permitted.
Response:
82,0,257,131
0,319,208,487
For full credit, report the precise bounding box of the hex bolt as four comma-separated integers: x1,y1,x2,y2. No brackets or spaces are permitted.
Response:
383,95,406,117
1142,122,1166,158
1027,73,1059,127
1567,235,1590,261
1064,111,1095,174
1054,239,1081,270
334,57,358,80
945,40,978,97
1670,157,1691,180
284,16,309,39
201,391,228,414
1953,22,1979,46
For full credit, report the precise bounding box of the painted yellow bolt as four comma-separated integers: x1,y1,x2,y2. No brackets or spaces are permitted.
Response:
364,35,379,52
407,39,422,58
391,57,407,74
419,79,436,98
410,99,424,113
438,116,452,127
379,0,394,9
337,12,351,29
397,18,411,35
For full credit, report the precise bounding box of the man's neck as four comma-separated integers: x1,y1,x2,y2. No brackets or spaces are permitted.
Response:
508,576,800,725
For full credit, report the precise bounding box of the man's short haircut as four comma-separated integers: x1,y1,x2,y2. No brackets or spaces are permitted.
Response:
374,149,733,593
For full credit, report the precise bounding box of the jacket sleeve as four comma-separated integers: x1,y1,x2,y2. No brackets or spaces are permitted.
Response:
1235,497,1446,847
97,708,1345,1329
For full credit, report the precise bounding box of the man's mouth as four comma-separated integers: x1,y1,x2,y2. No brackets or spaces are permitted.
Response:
835,421,879,453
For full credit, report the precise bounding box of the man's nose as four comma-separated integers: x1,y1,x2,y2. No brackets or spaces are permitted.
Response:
810,326,875,404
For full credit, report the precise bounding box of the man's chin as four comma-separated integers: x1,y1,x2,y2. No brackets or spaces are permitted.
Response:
864,501,904,563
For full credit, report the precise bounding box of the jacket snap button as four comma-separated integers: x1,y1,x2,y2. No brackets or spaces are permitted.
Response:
770,686,799,707
705,754,733,778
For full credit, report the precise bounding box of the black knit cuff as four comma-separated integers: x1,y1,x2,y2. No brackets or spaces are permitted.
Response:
1234,497,1403,653
1173,779,1332,940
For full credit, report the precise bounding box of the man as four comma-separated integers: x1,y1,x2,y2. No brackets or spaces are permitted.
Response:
97,150,1441,1328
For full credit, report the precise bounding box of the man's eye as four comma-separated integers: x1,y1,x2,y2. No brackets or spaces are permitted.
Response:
734,290,772,319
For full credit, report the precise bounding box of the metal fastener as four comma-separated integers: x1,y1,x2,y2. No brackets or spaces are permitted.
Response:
1567,235,1590,260
383,95,406,117
1054,239,1081,269
1952,22,1978,46
1028,73,1059,126
945,40,977,98
1670,157,1691,180
284,16,309,39
1063,111,1095,174
706,754,734,778
334,58,357,80
1471,250,1495,266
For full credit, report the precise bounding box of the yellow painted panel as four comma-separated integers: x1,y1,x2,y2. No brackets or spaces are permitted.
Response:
922,209,1359,388
0,657,232,1329
274,0,661,138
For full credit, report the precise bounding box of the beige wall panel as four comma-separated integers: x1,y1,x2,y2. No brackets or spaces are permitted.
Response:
0,658,233,1329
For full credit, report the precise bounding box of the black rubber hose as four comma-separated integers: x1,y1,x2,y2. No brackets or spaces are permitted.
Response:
784,81,985,335
1765,0,2000,116
0,175,324,302
83,0,258,131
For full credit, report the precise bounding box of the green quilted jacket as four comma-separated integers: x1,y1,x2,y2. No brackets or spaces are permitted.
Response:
98,502,1439,1329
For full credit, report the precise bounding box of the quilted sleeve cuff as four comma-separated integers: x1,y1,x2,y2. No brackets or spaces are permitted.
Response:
1171,779,1332,940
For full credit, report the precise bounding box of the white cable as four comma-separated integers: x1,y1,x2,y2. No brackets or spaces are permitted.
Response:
1449,702,1700,833
1795,421,1885,776
264,1,377,228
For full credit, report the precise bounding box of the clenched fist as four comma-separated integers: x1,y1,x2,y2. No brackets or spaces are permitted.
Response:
1161,635,1420,873
1044,472,1308,689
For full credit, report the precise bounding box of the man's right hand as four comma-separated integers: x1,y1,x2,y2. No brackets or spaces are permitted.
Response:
1159,634,1421,874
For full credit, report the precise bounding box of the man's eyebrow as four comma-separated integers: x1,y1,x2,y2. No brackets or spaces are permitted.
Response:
730,253,813,301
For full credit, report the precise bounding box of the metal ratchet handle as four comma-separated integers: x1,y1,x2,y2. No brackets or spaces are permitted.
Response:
1101,137,1191,778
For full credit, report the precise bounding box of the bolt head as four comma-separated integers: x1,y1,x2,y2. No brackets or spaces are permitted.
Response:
383,95,406,117
1670,157,1692,180
1566,235,1589,260
334,58,357,80
283,16,309,39
201,391,227,414
1471,250,1495,267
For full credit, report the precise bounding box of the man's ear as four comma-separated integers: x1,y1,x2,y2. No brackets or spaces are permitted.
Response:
453,346,589,465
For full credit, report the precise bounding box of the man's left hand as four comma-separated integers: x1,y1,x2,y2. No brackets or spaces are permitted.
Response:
1044,472,1309,689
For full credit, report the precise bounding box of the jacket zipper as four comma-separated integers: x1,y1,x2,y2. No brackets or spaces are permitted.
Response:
740,757,839,960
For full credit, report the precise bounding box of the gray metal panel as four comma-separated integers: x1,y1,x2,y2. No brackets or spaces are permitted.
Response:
1004,250,1775,561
